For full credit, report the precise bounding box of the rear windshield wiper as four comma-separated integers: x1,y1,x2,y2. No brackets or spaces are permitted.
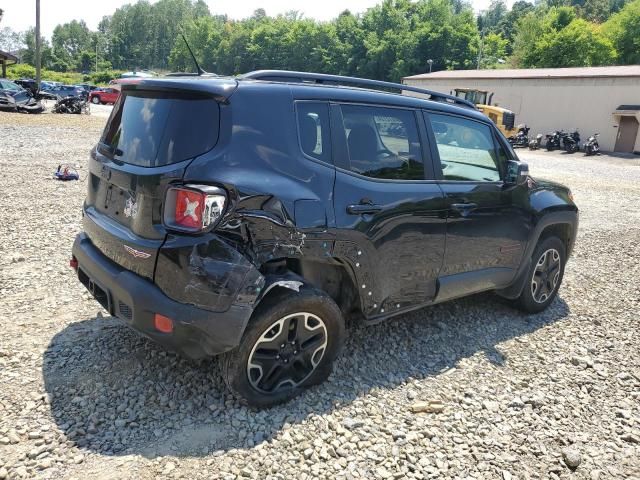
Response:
98,141,124,158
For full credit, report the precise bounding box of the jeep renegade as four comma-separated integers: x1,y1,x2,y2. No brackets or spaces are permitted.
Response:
71,70,578,407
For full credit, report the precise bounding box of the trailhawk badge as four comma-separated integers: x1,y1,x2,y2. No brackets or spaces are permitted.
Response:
124,245,151,259
124,197,138,218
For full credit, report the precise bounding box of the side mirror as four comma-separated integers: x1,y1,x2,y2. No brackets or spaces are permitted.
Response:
506,160,529,186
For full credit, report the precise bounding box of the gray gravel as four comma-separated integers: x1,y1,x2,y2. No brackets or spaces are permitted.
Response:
1,112,639,479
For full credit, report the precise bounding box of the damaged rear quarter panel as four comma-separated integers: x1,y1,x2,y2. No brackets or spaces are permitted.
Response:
156,82,340,311
155,233,265,312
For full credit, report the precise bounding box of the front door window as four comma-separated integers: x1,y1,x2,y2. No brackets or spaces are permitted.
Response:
429,113,502,182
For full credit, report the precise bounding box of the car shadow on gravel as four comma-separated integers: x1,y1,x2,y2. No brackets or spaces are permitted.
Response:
43,293,570,458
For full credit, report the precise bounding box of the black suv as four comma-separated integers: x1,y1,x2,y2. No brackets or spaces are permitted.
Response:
71,71,578,407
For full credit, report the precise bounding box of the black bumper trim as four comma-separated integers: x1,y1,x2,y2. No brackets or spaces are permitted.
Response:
72,233,254,359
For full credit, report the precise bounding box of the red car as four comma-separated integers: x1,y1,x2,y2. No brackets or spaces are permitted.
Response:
89,87,120,105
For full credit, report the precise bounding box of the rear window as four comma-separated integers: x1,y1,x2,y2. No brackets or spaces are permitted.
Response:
99,90,220,167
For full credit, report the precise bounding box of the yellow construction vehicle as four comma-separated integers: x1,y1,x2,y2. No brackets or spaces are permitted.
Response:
453,88,516,137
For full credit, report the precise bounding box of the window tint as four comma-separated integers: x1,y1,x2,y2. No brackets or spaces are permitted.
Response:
296,102,331,163
100,91,219,167
340,105,424,180
429,113,501,182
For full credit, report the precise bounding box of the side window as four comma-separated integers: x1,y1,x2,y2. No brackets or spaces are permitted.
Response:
296,102,331,164
340,104,424,180
428,113,502,182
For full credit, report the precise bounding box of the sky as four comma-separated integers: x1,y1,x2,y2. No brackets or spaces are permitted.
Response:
1,0,501,39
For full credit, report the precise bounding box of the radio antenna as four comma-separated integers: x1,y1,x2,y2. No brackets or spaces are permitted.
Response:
180,32,206,76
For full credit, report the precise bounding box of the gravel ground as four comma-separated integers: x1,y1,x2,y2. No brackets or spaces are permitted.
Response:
0,111,639,480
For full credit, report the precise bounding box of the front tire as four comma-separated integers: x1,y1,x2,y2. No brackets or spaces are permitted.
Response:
222,287,345,408
91,96,100,104
514,236,566,313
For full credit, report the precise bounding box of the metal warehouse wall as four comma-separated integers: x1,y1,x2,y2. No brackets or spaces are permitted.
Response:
404,76,640,153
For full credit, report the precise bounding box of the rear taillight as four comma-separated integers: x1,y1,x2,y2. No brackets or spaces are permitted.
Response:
164,185,226,233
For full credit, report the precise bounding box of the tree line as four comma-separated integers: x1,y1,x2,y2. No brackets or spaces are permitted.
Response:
0,0,638,83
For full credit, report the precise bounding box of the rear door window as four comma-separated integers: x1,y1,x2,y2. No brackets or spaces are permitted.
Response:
100,91,220,167
339,104,424,180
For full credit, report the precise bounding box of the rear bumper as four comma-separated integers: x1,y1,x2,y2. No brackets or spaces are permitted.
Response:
72,233,254,359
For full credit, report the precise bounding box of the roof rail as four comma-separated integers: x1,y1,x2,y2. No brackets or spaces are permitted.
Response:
240,70,477,109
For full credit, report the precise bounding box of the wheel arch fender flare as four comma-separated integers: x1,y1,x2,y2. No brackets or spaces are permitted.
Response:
253,272,307,308
497,209,578,300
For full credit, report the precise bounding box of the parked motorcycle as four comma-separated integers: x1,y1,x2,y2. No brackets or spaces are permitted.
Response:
52,95,90,115
545,131,563,151
561,130,580,153
584,133,600,156
529,133,543,150
508,124,530,148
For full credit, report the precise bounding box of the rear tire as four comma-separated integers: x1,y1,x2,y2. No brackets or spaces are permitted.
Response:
222,287,345,408
91,96,100,104
514,236,566,313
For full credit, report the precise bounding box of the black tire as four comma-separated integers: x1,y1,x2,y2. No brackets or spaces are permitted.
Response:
514,236,566,313
91,96,100,104
222,287,345,408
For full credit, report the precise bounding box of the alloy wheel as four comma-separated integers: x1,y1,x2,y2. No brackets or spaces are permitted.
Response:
531,248,561,304
247,312,328,394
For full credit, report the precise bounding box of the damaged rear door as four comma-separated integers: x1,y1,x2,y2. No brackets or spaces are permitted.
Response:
83,87,225,280
331,103,447,316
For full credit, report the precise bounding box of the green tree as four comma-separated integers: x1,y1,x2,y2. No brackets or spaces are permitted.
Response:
580,0,611,21
51,20,92,71
0,27,24,53
510,10,544,66
480,32,508,67
168,0,480,81
497,0,534,52
603,0,640,63
536,18,616,66
478,0,508,32
21,27,53,69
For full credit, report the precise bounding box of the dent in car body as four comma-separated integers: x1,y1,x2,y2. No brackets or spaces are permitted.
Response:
154,233,265,312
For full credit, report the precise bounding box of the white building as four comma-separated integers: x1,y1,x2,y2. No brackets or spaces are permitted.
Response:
403,65,640,153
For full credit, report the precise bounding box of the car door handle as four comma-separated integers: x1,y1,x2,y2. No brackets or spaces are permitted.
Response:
347,204,383,215
451,203,478,216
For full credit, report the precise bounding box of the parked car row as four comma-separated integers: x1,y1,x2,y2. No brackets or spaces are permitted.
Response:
7,78,121,105
0,78,97,115
509,125,600,156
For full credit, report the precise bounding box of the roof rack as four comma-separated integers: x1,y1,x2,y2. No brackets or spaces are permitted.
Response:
240,70,477,109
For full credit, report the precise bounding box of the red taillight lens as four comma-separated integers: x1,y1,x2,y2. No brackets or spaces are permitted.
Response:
164,185,226,233
175,189,204,229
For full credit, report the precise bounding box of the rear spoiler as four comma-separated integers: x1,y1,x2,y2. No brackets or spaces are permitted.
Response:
118,78,239,103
